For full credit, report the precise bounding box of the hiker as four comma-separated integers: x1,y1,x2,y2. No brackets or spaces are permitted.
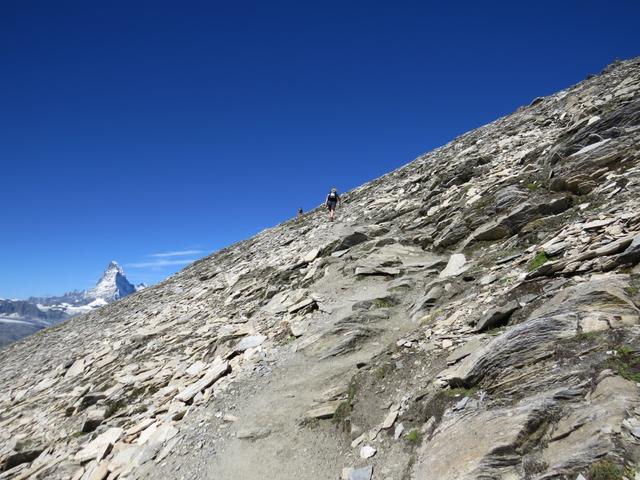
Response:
297,207,303,217
325,187,340,221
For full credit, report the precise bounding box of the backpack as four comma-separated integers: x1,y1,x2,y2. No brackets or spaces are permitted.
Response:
328,191,338,201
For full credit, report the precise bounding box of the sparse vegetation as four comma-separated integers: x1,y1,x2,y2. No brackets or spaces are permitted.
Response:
526,182,539,190
562,330,604,345
405,429,421,443
374,296,396,308
133,404,149,414
528,251,548,271
105,398,127,418
374,365,390,380
625,285,639,296
332,400,352,425
420,308,444,326
608,346,640,383
303,417,320,429
588,460,623,480
444,387,479,398
522,457,548,477
346,381,357,403
332,380,358,427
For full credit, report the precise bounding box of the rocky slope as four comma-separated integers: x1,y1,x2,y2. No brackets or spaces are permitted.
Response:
1,58,640,480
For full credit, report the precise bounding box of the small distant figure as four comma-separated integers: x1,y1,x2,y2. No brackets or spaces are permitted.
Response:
297,207,303,217
325,187,340,222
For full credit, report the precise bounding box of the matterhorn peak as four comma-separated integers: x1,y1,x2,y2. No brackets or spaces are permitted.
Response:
85,261,137,302
106,260,123,271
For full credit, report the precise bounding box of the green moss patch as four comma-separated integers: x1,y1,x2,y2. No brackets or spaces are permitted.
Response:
405,429,421,443
588,460,623,480
528,251,548,271
608,346,640,383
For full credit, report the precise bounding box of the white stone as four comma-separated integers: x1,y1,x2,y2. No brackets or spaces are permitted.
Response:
303,248,320,263
66,358,85,378
351,433,366,448
439,254,468,278
359,445,377,459
185,361,207,376
382,410,398,429
394,422,405,440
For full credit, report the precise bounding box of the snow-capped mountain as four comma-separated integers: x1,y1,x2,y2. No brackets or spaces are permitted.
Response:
85,261,136,302
0,261,142,347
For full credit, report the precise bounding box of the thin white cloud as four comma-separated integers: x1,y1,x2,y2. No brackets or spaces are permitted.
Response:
149,250,203,258
126,259,196,269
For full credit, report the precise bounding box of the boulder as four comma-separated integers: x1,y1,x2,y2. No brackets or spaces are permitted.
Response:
472,301,520,332
439,275,639,387
540,376,640,475
411,394,555,480
434,218,470,249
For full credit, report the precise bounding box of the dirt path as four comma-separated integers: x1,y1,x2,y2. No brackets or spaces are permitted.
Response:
141,273,421,480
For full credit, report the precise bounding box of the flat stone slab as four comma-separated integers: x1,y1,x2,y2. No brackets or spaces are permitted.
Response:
66,358,85,378
305,400,343,419
446,337,486,365
75,427,123,463
381,410,398,429
288,298,316,314
176,358,229,403
582,218,616,230
234,335,267,352
303,247,320,263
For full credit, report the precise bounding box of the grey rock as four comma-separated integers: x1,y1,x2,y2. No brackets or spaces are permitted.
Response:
334,230,369,251
446,337,486,365
472,300,520,332
81,407,106,433
440,275,639,387
350,465,373,480
354,266,401,276
304,401,342,420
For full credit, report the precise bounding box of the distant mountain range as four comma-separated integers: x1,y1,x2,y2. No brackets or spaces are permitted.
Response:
0,261,145,347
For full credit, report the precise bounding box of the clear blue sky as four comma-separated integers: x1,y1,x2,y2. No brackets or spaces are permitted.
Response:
1,0,638,298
